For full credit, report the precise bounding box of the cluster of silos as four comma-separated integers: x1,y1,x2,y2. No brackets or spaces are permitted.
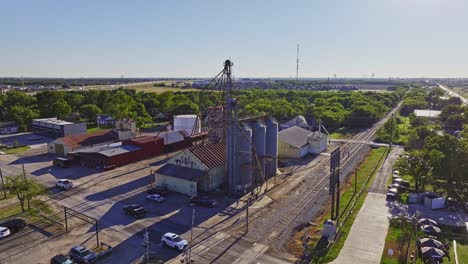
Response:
233,116,278,194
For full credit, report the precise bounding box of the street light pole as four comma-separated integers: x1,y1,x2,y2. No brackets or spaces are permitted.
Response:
355,168,358,194
188,209,195,263
0,168,6,198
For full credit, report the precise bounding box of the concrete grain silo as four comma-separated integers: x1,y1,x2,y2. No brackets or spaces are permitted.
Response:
237,123,252,193
252,120,266,184
265,117,278,178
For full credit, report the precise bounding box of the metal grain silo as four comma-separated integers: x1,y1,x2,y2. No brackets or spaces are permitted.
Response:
252,120,266,184
265,117,278,178
237,123,252,193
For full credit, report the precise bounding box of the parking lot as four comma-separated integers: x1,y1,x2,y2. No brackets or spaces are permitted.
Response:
0,144,237,263
0,132,52,150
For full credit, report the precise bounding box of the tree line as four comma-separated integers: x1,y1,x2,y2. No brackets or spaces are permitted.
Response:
0,87,407,132
379,87,468,198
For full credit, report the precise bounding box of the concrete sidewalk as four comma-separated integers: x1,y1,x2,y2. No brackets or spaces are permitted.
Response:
332,148,403,264
331,192,389,264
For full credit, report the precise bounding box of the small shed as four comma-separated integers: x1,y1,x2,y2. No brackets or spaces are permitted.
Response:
308,131,328,154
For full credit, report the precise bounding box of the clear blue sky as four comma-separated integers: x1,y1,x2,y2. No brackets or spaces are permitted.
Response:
1,0,467,78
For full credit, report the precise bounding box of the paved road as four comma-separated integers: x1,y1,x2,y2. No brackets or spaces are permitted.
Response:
437,83,468,105
332,147,403,264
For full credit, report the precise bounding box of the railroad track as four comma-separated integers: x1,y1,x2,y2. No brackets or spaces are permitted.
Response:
244,102,402,255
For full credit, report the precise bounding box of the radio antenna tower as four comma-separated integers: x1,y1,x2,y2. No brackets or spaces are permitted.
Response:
296,43,300,81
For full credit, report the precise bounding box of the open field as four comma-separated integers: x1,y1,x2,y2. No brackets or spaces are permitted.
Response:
80,81,200,94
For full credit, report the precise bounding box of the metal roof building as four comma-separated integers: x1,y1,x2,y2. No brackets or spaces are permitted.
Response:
68,136,164,170
154,141,226,196
278,126,328,158
414,109,442,118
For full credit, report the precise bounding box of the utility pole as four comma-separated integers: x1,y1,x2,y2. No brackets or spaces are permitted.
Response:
389,113,394,150
245,197,250,234
0,168,6,198
22,163,30,210
355,168,358,194
302,227,309,256
188,209,195,263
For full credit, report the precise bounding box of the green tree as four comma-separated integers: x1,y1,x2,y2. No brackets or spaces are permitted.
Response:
102,91,135,120
424,135,467,184
79,104,102,123
6,106,39,131
64,93,84,111
35,90,65,117
394,150,432,191
51,100,72,120
4,175,44,212
4,90,36,109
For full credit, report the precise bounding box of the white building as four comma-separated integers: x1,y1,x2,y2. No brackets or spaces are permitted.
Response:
414,109,441,119
32,118,86,138
278,126,328,158
173,115,201,135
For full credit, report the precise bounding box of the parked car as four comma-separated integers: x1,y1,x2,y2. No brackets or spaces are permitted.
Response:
122,204,147,218
388,188,398,195
146,194,165,203
69,245,96,264
53,157,72,168
0,227,11,239
190,196,217,207
147,186,168,196
386,192,397,200
50,254,74,264
27,135,43,141
388,183,401,190
1,218,27,234
161,232,188,251
392,178,410,188
56,179,73,189
392,170,400,176
446,197,458,211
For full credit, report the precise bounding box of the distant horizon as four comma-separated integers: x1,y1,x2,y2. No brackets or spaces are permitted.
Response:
1,76,468,80
2,1,467,78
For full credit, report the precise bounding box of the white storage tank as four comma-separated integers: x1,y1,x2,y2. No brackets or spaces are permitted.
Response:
174,115,201,135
